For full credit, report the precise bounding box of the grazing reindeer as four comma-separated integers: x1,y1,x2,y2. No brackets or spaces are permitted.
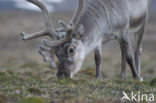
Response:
21,0,149,81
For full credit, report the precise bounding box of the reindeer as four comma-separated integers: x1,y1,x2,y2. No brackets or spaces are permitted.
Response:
21,0,149,81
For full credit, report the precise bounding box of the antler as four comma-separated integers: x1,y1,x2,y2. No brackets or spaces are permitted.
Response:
21,0,85,68
43,0,86,47
70,0,85,27
21,0,85,43
21,0,57,40
38,45,56,69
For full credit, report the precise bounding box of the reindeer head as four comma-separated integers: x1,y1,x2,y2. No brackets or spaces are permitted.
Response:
54,38,85,78
40,24,85,78
21,0,85,79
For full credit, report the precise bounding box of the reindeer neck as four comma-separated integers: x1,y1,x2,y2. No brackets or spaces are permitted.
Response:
76,0,110,56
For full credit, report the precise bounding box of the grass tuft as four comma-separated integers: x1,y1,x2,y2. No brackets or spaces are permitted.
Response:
20,62,39,68
19,97,46,103
27,87,42,95
151,77,156,86
0,72,6,76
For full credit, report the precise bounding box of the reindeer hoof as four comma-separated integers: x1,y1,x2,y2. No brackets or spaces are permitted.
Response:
136,77,143,82
121,75,126,79
96,76,102,80
139,77,143,82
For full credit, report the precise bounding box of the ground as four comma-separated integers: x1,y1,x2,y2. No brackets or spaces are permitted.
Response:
0,11,156,103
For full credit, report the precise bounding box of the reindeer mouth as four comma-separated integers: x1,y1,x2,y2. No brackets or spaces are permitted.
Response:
56,69,71,79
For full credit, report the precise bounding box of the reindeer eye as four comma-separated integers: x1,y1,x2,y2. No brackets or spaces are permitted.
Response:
68,47,74,54
65,45,76,56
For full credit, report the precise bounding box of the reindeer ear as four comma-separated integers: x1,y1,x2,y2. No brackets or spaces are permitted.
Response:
75,24,84,39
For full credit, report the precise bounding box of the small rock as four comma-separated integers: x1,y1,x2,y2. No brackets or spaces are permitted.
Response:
16,90,21,94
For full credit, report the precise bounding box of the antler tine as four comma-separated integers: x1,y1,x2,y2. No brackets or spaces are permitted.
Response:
38,49,50,62
58,20,69,30
70,0,85,27
55,20,74,32
54,20,69,33
38,45,51,51
55,28,66,32
21,29,47,40
38,45,56,69
21,0,57,41
42,29,73,47
42,38,69,47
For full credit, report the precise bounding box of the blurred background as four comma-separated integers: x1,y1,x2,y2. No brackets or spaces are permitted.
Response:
0,0,156,12
0,0,156,78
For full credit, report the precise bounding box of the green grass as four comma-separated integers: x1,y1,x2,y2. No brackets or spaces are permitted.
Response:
0,62,156,103
19,97,46,103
